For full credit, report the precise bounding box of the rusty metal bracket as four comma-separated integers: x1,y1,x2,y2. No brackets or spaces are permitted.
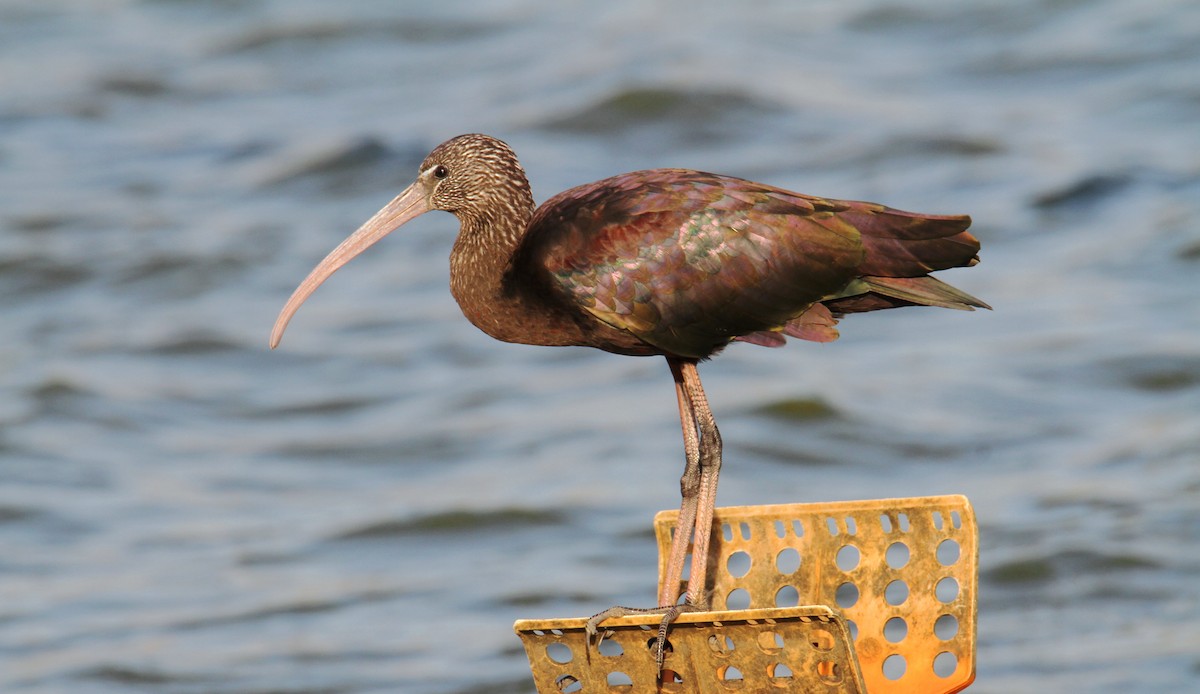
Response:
517,605,865,692
515,495,977,692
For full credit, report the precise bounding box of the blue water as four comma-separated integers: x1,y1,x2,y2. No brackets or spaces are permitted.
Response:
3,1,1199,692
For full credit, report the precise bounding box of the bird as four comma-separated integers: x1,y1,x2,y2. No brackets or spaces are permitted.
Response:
269,133,987,670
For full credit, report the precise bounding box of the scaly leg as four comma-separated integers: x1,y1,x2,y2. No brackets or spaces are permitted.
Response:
658,357,702,609
676,359,721,609
585,358,722,674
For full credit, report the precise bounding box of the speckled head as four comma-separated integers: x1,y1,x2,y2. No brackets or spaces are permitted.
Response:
420,134,530,220
269,134,535,349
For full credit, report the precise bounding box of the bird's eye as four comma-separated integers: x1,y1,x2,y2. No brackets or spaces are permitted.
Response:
433,165,449,179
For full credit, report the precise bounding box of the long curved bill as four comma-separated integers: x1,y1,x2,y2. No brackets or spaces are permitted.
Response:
270,183,430,349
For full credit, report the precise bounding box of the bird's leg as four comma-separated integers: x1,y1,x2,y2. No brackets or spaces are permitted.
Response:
644,358,722,670
676,359,721,610
658,358,703,610
602,358,703,673
585,361,694,647
584,359,722,677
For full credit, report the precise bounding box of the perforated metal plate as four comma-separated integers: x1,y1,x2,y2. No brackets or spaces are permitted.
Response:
656,495,977,693
516,495,977,693
515,605,865,692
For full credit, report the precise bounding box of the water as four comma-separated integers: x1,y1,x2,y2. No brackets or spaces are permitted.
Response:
2,1,1198,691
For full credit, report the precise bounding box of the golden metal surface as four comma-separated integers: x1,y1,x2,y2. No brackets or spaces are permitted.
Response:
516,495,977,693
515,606,865,693
657,495,977,693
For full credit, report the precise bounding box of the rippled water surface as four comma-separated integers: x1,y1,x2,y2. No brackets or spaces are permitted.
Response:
3,1,1199,692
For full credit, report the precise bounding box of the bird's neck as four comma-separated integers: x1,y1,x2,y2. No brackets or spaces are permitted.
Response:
448,191,580,347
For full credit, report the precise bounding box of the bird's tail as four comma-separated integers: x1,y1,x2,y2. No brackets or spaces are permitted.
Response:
823,206,989,314
861,275,989,311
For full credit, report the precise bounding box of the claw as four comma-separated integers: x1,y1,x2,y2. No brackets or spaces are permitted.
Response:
584,623,598,665
585,606,633,664
584,602,700,676
653,604,682,670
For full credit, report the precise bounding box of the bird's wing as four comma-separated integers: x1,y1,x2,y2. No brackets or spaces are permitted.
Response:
515,170,867,359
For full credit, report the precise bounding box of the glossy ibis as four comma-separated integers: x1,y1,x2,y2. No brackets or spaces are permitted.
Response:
270,133,987,667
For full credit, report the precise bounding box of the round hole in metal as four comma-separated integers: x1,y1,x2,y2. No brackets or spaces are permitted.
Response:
725,587,751,610
885,579,909,606
836,544,861,572
882,653,907,681
726,550,752,578
934,651,958,678
835,582,859,608
935,577,960,603
937,539,961,566
935,613,959,640
546,642,572,664
775,547,801,574
886,541,910,569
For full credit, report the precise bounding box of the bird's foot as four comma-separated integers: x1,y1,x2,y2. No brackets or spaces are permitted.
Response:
585,601,707,674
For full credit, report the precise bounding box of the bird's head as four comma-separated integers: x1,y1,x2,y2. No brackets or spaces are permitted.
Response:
420,133,531,221
268,134,531,349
